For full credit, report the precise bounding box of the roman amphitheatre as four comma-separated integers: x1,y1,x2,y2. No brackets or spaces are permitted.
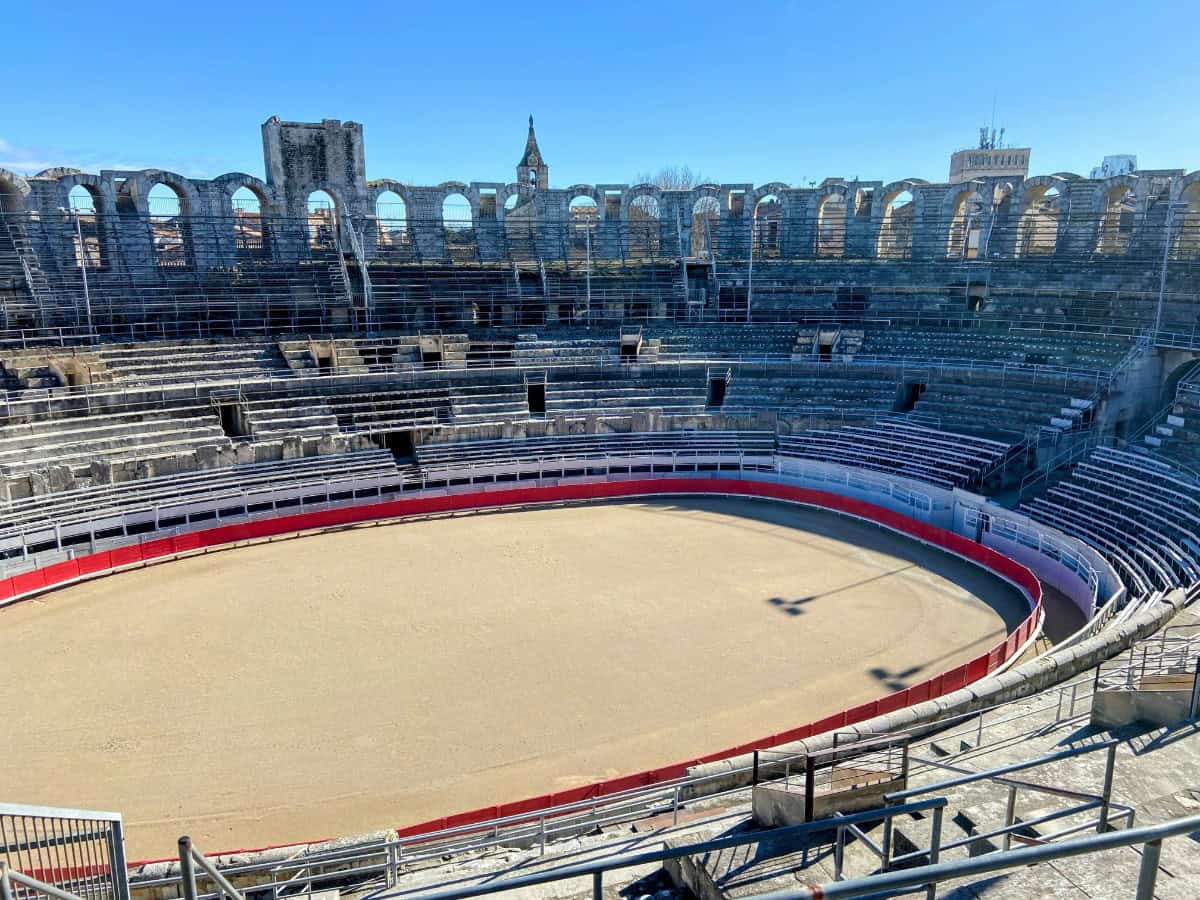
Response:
0,113,1197,900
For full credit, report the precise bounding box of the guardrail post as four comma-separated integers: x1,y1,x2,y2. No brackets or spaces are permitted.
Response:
0,861,14,900
1135,838,1162,900
833,824,845,881
108,818,131,900
592,871,603,900
1190,658,1200,720
752,750,759,786
1098,743,1117,833
179,837,198,900
1002,785,1018,852
925,806,943,900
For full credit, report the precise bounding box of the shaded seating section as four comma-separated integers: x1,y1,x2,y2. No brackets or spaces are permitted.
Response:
723,366,900,416
238,376,529,435
0,450,404,561
1137,375,1200,471
414,431,776,482
859,328,1130,369
1021,446,1200,594
544,371,707,417
777,420,1013,489
913,372,1097,437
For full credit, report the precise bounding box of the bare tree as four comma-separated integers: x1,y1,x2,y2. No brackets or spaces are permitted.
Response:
632,165,713,190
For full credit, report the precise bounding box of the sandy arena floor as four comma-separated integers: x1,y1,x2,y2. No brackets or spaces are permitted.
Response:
1,497,1029,859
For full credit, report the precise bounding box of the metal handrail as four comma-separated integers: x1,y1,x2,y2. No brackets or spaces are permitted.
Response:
177,837,242,900
0,862,85,900
376,799,948,900
738,812,1200,900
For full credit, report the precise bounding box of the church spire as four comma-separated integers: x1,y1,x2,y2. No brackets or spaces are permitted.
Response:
517,114,548,193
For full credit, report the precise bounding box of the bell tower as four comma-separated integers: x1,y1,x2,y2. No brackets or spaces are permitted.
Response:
517,115,548,195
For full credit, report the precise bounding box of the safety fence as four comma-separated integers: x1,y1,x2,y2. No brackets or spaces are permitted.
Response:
0,804,128,900
0,474,1040,864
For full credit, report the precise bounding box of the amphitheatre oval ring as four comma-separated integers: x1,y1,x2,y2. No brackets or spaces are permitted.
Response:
0,482,1037,859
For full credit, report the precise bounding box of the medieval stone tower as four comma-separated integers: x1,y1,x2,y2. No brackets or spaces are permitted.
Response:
517,116,548,195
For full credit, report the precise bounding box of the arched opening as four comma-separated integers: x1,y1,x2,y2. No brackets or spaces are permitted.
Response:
1017,185,1061,256
691,196,720,258
816,193,846,257
375,190,408,249
946,190,984,259
753,195,782,258
147,182,189,267
442,193,475,261
68,184,103,267
568,195,598,261
877,190,914,259
1173,182,1200,260
307,190,338,250
231,186,265,255
0,178,25,215
503,193,521,213
1097,185,1136,255
629,195,660,257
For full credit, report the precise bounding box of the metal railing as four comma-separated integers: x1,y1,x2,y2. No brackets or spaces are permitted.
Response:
742,813,1200,899
177,838,241,900
0,804,128,900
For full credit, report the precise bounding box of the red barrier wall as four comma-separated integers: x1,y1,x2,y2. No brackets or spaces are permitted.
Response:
0,477,1042,860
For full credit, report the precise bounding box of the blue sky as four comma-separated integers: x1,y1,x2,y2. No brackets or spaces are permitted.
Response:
4,0,1197,187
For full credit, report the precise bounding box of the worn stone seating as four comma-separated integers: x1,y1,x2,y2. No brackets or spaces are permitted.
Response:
778,420,1012,490
415,430,776,481
0,404,231,481
92,338,292,383
0,450,405,562
1022,447,1200,594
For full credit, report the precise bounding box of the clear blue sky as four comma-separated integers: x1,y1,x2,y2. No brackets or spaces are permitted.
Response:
4,0,1197,187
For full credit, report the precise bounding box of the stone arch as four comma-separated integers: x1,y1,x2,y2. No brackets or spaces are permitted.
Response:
945,186,986,258
875,181,919,259
1171,171,1200,259
441,187,475,261
145,178,195,267
212,174,273,215
1015,176,1067,256
1095,176,1138,255
567,192,599,260
306,189,340,250
752,193,782,257
57,172,110,214
753,182,790,206
0,169,31,214
626,186,661,257
815,187,848,257
371,183,409,248
64,183,105,268
691,194,721,257
139,170,201,216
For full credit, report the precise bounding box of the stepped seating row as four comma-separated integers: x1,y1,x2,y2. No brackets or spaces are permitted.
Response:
92,339,290,382
777,420,1012,490
723,370,899,414
1139,379,1200,470
0,403,230,478
914,380,1092,436
0,450,405,561
238,378,530,434
1022,446,1200,595
858,329,1130,369
414,430,776,479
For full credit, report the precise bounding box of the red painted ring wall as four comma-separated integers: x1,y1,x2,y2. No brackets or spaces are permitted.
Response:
0,477,1042,862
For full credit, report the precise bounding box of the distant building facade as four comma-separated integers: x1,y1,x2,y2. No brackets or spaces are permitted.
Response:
1090,154,1138,179
949,127,1030,184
